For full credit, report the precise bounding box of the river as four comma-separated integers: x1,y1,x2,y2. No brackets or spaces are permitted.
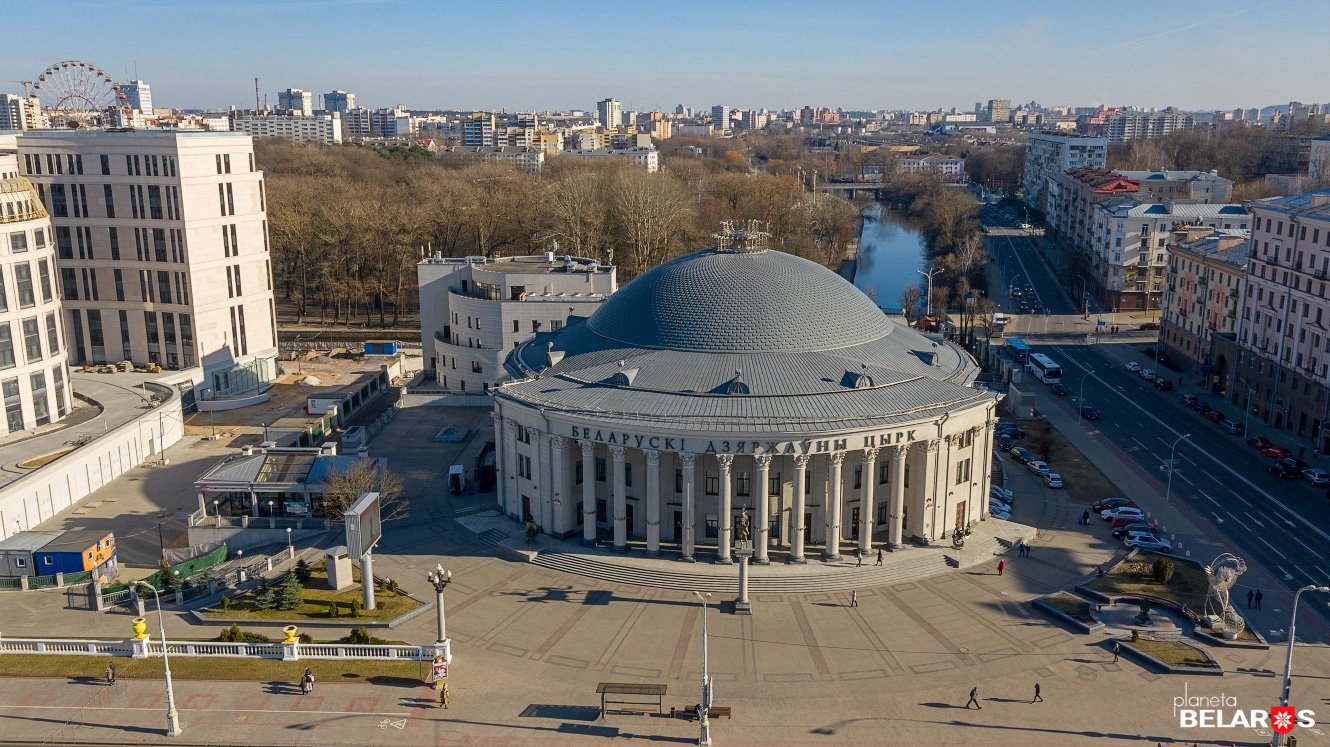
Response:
853,203,928,314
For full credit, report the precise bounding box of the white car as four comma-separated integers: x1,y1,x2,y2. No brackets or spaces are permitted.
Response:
1100,506,1145,521
1125,362,1141,373
1302,468,1330,486
1026,460,1050,476
1044,472,1064,489
1126,535,1173,553
990,493,1013,509
991,485,1014,501
1140,369,1156,381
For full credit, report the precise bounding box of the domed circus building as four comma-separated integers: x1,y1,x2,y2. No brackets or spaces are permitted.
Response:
490,226,998,563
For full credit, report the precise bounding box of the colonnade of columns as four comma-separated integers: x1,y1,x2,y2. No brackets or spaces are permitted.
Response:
492,415,990,562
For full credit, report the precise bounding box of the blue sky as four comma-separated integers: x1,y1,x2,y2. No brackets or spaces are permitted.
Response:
3,0,1325,112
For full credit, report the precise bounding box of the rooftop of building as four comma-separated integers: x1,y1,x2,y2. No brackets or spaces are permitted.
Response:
1062,167,1140,191
1248,189,1330,219
194,446,372,488
6,128,250,140
418,253,613,275
0,531,63,553
1117,169,1229,183
1171,229,1251,270
1100,198,1249,218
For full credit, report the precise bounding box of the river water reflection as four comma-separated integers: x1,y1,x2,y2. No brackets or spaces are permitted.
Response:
853,203,928,314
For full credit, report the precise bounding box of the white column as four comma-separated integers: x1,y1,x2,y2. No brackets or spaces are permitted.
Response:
502,420,519,519
491,412,505,511
529,428,548,529
823,452,845,561
922,439,943,542
645,449,662,556
753,453,772,564
549,435,568,535
680,453,697,561
717,454,733,563
887,445,907,549
579,440,596,544
790,454,809,563
611,445,627,549
978,423,994,520
859,448,878,553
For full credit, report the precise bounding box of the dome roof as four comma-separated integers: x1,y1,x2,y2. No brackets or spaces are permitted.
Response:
586,248,896,353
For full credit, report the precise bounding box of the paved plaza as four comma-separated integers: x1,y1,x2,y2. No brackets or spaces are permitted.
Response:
0,407,1327,745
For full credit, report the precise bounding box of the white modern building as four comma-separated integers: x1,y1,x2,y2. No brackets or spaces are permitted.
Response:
441,146,545,175
12,130,278,402
0,150,72,434
560,147,659,173
229,111,343,145
1104,110,1197,142
491,226,998,560
1022,132,1108,214
277,88,313,116
711,105,731,135
417,253,617,394
122,81,153,114
596,98,621,131
322,90,356,114
896,153,965,180
0,95,45,131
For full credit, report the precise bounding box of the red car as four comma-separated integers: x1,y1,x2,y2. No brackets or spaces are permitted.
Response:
1262,445,1293,459
1204,410,1225,423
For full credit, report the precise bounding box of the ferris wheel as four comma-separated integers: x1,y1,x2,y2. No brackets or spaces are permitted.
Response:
32,60,127,128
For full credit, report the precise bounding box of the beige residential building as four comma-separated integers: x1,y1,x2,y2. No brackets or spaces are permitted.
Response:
1160,227,1248,373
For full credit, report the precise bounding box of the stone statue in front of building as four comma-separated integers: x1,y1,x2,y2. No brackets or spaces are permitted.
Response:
735,510,751,542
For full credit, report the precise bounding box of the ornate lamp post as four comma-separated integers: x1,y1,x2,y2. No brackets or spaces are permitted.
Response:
1163,433,1190,502
136,581,181,736
1272,585,1329,746
427,564,454,662
693,591,713,746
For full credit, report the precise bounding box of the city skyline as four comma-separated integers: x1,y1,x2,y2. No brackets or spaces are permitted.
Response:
2,0,1324,112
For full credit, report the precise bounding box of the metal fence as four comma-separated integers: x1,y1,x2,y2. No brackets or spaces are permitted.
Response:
0,637,431,661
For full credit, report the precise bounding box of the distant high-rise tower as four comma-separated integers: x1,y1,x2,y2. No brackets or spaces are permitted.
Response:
596,98,621,130
711,105,731,135
323,90,356,114
277,88,313,116
986,98,1011,124
123,80,153,113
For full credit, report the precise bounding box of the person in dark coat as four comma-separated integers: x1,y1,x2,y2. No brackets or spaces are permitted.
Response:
965,687,981,709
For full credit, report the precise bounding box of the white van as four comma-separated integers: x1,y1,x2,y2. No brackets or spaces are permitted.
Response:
448,465,466,495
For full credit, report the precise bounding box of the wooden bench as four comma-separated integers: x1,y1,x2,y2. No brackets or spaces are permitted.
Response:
597,682,667,719
672,705,733,720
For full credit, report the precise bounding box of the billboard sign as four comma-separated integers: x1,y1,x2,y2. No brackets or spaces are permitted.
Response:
344,492,382,558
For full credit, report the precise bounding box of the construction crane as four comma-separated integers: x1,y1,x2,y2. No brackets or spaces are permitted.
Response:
3,81,35,97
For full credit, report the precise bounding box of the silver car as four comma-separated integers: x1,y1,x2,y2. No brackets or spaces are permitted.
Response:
1125,535,1173,553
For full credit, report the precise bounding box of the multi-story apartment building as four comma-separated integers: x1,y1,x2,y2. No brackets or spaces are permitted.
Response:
1218,190,1330,448
276,89,313,116
1160,226,1248,373
1103,110,1197,142
896,153,965,180
341,107,411,139
463,115,496,147
560,147,659,173
1088,199,1249,311
0,150,72,434
13,130,278,401
322,90,356,114
0,95,46,131
711,105,731,135
229,111,343,145
596,99,621,131
985,99,1011,124
122,81,153,114
1022,132,1107,215
417,253,617,393
440,146,545,175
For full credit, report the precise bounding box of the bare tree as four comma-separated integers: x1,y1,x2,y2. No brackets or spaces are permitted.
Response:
321,461,407,522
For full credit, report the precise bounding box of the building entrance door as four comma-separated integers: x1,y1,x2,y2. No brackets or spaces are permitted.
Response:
850,507,860,540
673,511,682,543
955,501,967,534
803,512,812,543
625,504,635,538
521,495,532,522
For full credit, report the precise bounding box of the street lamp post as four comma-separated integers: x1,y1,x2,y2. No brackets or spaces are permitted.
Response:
137,581,182,737
267,500,275,528
1237,377,1256,437
693,591,713,746
1078,370,1094,421
285,527,293,558
1272,584,1330,746
1164,433,1191,502
427,564,454,662
917,266,942,319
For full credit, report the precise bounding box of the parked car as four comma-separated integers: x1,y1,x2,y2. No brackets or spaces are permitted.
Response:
997,434,1015,451
1112,521,1156,539
1044,472,1064,489
1093,497,1135,512
989,505,1012,520
1009,446,1033,464
1027,460,1051,476
990,485,1014,500
997,426,1026,439
1126,535,1173,553
1079,405,1101,420
1125,362,1141,373
1302,468,1330,486
1262,445,1293,459
1220,419,1244,435
1180,394,1198,407
1268,461,1298,479
1278,457,1310,471
1139,322,1161,331
1101,506,1145,521
1247,436,1273,450
1109,515,1150,531
1204,410,1226,423
1122,529,1160,545
1051,383,1069,396
997,418,1016,431
1154,379,1174,391
1140,369,1157,381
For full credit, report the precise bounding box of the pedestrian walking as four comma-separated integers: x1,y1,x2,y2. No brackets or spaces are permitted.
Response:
965,687,981,709
1032,683,1043,703
1026,543,1033,557
856,550,863,567
1082,510,1090,525
1112,642,1120,663
438,682,449,709
875,549,883,566
1255,590,1263,609
301,667,314,695
850,590,859,608
997,560,1005,576
105,662,116,687
1246,589,1253,609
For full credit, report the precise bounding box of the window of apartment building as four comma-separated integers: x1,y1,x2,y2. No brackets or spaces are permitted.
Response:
138,270,150,302
624,463,634,488
22,317,42,362
36,260,52,303
595,457,607,482
258,182,265,211
106,227,120,260
60,268,77,301
50,184,67,217
86,310,104,362
14,263,34,308
226,183,235,215
236,306,248,356
147,185,163,219
265,261,272,291
145,311,161,363
0,268,7,312
153,229,167,262
1,377,22,432
0,324,14,369
512,319,519,333
179,314,195,367
471,360,482,373
101,184,116,218
30,372,48,425
955,458,972,485
705,472,719,495
99,154,110,175
75,227,92,260
43,312,59,356
68,312,84,364
51,365,66,418
134,227,145,260
157,271,171,304
76,184,88,218
175,272,188,305
218,184,227,215
162,312,178,368
170,229,184,263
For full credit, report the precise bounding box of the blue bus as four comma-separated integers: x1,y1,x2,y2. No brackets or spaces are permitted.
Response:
1006,337,1030,364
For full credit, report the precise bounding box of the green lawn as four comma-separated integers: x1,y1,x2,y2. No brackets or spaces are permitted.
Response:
1041,592,1094,624
200,565,421,621
0,654,427,682
1086,553,1209,611
1125,638,1219,669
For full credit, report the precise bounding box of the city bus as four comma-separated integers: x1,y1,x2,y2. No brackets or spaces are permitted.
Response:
1006,337,1030,364
1029,353,1063,384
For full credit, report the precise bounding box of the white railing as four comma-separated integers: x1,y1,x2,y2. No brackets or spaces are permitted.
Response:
0,637,431,661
